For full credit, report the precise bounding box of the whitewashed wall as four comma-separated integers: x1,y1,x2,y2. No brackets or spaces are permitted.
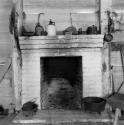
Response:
21,48,103,108
0,0,13,58
111,0,124,93
23,0,99,33
0,0,13,109
0,66,13,109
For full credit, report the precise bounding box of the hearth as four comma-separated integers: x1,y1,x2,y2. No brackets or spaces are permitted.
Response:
40,57,82,109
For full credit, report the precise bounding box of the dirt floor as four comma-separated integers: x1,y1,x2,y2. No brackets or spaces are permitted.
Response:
0,114,16,125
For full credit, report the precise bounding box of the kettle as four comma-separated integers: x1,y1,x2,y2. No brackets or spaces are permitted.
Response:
86,25,97,34
35,13,45,36
47,19,56,36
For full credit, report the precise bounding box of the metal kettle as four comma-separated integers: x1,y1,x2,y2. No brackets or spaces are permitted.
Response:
63,13,78,35
35,13,45,36
86,25,97,34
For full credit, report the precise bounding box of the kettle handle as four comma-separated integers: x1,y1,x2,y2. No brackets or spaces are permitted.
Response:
38,13,45,24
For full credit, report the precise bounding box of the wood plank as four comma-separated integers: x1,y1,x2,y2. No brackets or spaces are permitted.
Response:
0,114,16,125
20,43,103,50
0,0,12,59
0,58,11,83
13,110,113,124
24,8,97,15
21,0,99,32
12,47,22,111
20,35,104,41
112,0,124,10
23,0,96,9
100,0,113,33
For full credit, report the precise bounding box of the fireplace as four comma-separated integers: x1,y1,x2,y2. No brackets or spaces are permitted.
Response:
15,35,110,110
40,57,82,109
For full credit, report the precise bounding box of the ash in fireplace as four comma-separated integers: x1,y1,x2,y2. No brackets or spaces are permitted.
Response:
41,78,80,110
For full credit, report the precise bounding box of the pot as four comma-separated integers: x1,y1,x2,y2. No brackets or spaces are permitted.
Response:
86,25,97,34
63,26,78,35
35,13,45,36
83,97,106,114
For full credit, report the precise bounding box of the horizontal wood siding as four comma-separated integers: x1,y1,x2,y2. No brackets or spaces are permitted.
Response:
0,66,13,109
22,0,99,33
111,51,124,94
111,0,124,42
0,79,13,108
0,0,12,58
102,46,111,96
22,54,40,106
112,0,124,10
23,12,98,32
24,0,97,9
0,0,13,109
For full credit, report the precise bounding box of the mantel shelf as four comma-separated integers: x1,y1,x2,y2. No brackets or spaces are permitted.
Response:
19,35,104,50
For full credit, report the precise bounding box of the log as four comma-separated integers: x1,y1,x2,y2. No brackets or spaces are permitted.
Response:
113,108,121,125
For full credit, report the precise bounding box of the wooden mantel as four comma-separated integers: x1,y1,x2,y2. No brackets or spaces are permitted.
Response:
19,35,104,50
17,34,111,108
12,0,112,110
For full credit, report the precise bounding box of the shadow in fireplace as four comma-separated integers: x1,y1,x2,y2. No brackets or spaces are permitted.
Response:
40,56,82,110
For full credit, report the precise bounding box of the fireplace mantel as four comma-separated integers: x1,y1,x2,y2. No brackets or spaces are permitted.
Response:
19,35,104,50
13,34,111,109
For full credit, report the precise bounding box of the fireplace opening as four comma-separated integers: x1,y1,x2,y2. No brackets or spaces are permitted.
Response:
40,56,82,110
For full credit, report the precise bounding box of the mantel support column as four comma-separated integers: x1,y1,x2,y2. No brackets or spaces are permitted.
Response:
12,47,22,111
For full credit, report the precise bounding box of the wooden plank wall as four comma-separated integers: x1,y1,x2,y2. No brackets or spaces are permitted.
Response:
111,0,124,94
0,0,13,109
23,0,99,33
0,65,13,109
0,0,13,58
111,51,124,94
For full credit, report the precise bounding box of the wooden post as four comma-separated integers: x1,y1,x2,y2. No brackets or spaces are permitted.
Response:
100,0,112,34
102,43,112,96
113,108,121,125
11,0,23,110
99,0,112,95
13,0,23,35
11,33,22,111
12,47,22,111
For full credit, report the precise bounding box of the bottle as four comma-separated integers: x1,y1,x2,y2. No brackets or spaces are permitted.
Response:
47,19,56,36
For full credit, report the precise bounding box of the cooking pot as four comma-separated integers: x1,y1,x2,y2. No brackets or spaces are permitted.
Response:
63,26,78,35
104,33,113,42
86,25,97,34
82,97,106,114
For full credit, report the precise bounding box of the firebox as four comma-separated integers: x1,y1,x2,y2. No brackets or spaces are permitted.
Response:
40,56,82,110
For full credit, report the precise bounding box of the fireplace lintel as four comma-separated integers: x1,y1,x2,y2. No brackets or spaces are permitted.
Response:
19,35,104,50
